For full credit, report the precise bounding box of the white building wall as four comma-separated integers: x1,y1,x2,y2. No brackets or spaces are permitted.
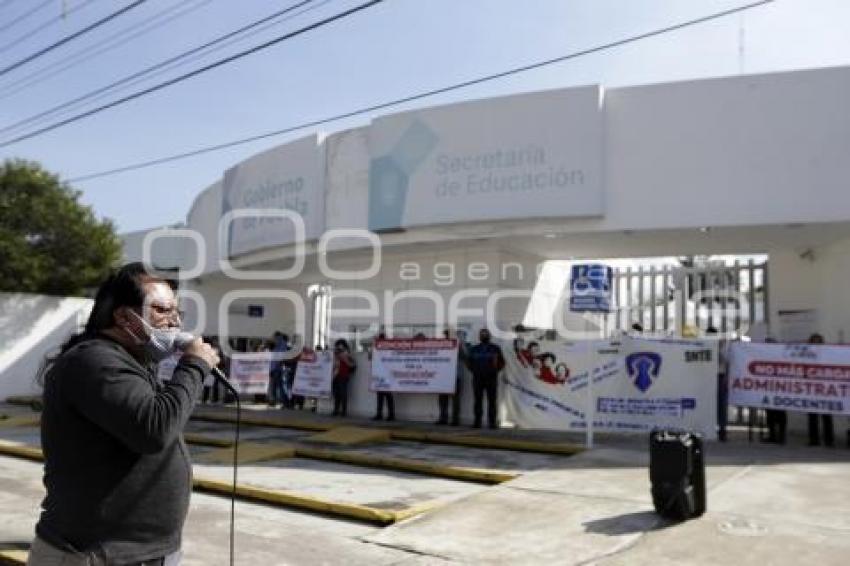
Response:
0,294,92,400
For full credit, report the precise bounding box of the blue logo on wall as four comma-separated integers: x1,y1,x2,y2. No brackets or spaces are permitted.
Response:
368,119,438,232
625,352,662,392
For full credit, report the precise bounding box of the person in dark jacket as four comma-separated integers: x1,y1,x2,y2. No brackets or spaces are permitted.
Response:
30,262,218,566
466,328,505,429
332,339,356,417
806,333,835,447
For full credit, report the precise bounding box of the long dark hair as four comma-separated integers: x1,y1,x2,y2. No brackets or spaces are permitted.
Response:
37,263,176,383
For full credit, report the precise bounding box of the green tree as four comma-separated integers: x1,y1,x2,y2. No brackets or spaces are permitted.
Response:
0,159,121,296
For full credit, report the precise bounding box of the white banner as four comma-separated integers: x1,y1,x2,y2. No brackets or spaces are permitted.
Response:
367,85,603,231
502,337,718,438
292,349,334,398
371,338,458,393
222,134,325,257
229,352,271,395
729,342,850,415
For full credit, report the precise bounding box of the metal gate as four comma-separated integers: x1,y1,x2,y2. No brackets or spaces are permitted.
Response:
608,260,769,336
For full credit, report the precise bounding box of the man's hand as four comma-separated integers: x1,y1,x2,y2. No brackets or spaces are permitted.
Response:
182,337,220,369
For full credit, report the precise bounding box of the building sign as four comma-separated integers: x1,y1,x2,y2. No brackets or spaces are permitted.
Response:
368,86,604,231
221,134,325,257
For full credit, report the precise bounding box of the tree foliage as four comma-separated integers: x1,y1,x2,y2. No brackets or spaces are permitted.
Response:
0,159,121,296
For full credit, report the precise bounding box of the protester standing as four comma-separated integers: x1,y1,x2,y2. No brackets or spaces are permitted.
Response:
332,339,356,417
807,333,835,447
466,328,505,429
268,332,289,407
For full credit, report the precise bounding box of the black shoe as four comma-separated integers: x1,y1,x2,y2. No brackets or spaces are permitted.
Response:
434,419,448,426
450,421,460,426
371,415,383,421
473,422,482,429
386,415,395,422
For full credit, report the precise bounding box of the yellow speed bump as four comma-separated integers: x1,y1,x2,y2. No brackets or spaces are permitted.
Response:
293,445,516,484
183,433,234,448
307,426,390,446
0,441,425,525
0,548,27,565
182,433,513,484
190,409,581,456
192,476,400,524
0,440,43,462
193,442,295,465
192,411,330,432
0,415,40,428
391,430,584,456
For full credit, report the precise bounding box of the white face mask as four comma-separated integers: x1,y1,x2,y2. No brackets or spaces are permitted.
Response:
126,310,182,362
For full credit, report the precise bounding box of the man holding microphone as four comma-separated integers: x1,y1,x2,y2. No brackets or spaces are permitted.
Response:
30,263,219,565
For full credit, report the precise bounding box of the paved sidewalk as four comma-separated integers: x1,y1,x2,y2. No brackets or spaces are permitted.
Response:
1,402,848,565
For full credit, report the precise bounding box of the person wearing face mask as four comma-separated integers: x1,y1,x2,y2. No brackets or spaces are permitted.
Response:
29,263,219,566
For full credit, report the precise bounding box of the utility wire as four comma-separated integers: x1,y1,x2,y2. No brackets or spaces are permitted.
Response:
0,0,99,58
0,0,148,78
0,0,52,35
61,0,774,184
0,0,320,136
3,0,335,134
0,0,209,100
0,0,384,148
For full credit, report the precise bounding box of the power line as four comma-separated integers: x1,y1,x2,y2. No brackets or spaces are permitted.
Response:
0,0,52,35
0,0,322,136
0,0,148,78
0,0,385,148
0,0,209,101
62,0,774,184
0,0,99,58
2,0,336,135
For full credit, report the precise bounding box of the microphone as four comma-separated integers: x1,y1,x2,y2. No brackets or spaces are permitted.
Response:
173,332,235,393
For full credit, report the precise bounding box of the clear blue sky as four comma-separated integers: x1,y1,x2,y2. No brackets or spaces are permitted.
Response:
0,0,848,233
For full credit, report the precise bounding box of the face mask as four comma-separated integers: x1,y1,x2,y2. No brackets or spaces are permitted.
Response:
127,311,182,362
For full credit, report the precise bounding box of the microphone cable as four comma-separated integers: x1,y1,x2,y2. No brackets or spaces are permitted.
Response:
212,367,240,566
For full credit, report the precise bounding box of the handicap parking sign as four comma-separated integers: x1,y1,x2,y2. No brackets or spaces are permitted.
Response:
570,264,613,313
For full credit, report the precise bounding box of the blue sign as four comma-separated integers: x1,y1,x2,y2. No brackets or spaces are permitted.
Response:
569,264,613,313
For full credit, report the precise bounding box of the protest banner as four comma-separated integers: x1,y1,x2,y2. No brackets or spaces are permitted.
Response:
292,349,334,398
502,337,718,438
371,338,458,393
729,341,850,415
229,352,271,395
